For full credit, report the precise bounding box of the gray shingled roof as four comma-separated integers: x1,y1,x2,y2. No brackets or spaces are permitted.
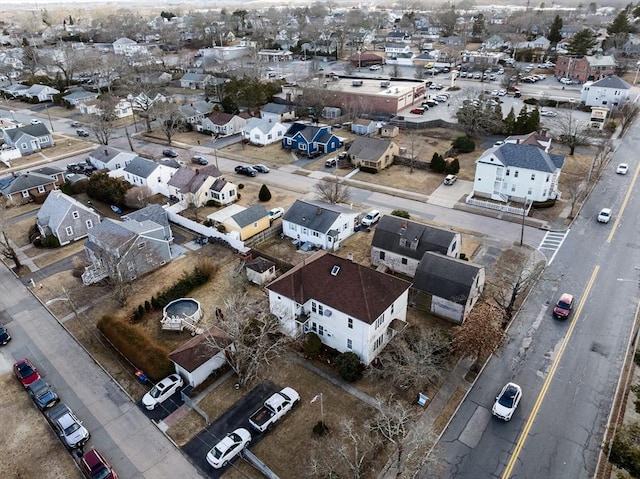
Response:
484,143,564,172
348,136,391,160
32,166,64,176
89,145,121,163
207,112,234,125
37,190,97,231
371,215,457,260
3,123,51,141
246,256,275,273
88,218,137,251
591,75,630,90
123,204,169,230
168,166,221,193
244,117,280,134
0,172,57,195
413,251,482,303
123,156,159,179
261,103,294,115
283,200,352,234
231,204,268,227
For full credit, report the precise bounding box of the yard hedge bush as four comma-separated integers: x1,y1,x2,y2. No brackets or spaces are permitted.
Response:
451,136,475,153
334,352,363,382
97,315,173,380
259,184,272,202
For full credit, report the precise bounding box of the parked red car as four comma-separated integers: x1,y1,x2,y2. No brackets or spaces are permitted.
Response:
13,358,40,387
80,448,119,479
553,293,575,319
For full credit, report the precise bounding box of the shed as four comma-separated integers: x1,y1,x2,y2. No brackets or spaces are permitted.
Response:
245,257,276,285
380,125,399,138
168,326,232,388
321,107,342,119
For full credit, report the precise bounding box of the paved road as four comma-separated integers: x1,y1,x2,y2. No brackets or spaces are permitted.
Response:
0,263,204,479
431,122,640,478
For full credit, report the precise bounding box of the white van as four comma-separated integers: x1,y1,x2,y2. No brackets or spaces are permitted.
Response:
361,210,381,227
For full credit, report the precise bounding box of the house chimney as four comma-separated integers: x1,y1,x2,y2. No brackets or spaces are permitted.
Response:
347,252,353,262
196,169,200,174
516,139,520,144
316,207,322,215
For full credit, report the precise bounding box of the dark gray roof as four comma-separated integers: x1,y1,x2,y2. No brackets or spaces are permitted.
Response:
168,166,221,193
32,166,64,176
261,102,294,115
0,172,57,195
246,256,275,273
347,137,391,160
87,218,137,251
413,252,483,303
232,204,268,227
4,123,51,141
371,215,457,260
123,156,159,179
37,190,98,230
591,75,631,90
486,143,565,172
283,200,352,234
89,145,121,163
123,204,169,230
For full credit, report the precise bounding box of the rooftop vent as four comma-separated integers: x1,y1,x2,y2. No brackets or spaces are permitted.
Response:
331,265,340,276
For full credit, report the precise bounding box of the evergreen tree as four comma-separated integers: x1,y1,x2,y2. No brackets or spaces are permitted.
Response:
258,184,272,202
472,13,485,37
607,9,632,49
548,15,563,45
525,108,540,133
430,152,446,173
566,29,597,56
445,158,460,174
503,107,517,135
515,105,530,134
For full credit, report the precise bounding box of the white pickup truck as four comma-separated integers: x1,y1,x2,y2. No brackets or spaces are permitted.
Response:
46,402,90,449
249,387,300,433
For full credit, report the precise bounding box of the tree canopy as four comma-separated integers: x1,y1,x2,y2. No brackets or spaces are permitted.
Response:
566,28,597,56
548,15,563,44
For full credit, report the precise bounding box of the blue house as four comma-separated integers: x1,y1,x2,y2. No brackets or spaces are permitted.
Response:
282,122,341,157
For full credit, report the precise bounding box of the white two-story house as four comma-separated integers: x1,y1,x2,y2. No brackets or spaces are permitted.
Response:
472,143,565,203
580,75,631,109
88,146,137,171
266,251,411,365
119,156,177,197
281,199,359,251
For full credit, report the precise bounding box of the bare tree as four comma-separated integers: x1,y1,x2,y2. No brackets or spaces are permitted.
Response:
563,166,588,219
154,101,185,145
42,41,89,87
618,101,640,136
315,176,352,204
452,300,506,370
588,140,614,185
124,186,153,209
368,326,450,393
205,292,290,388
553,109,591,155
0,231,21,270
406,133,421,173
84,95,119,145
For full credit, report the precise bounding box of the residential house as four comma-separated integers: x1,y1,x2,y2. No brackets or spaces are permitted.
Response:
62,88,99,106
555,55,616,83
348,52,384,67
178,101,214,126
411,252,485,324
201,112,249,136
112,37,147,55
504,130,552,152
385,43,413,56
281,199,359,250
380,125,399,138
580,75,631,109
32,166,65,185
260,103,297,122
472,142,565,203
370,215,462,277
168,165,236,207
351,118,377,136
242,117,289,146
179,72,211,89
128,92,166,112
88,146,137,171
386,30,411,43
81,204,174,284
1,83,29,98
282,122,341,157
168,326,232,388
0,170,61,206
2,124,54,155
79,98,133,119
346,136,398,171
245,257,276,285
222,204,270,241
515,36,551,53
36,190,101,245
120,156,177,197
21,84,60,102
266,251,411,365
135,71,172,85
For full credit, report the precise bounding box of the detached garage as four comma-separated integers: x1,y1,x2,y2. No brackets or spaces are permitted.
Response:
169,326,231,388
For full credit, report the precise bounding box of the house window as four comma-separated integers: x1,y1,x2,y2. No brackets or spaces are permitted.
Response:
312,301,317,313
511,185,516,192
86,220,93,229
229,189,236,197
531,173,535,180
347,338,353,350
253,222,258,228
312,231,320,238
348,318,353,329
21,143,27,149
299,144,307,151
514,171,519,178
318,304,324,316
343,223,348,231
506,169,510,176
65,226,73,236
37,185,46,193
391,303,395,315
380,251,386,260
543,189,547,196
528,188,532,195
72,211,80,219
22,191,30,198
401,258,407,265
546,175,550,183
311,322,317,332
318,325,324,336
375,314,384,329
267,134,272,140
374,335,384,350
138,241,146,249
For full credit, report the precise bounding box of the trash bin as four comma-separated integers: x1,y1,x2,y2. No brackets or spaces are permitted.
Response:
135,370,149,385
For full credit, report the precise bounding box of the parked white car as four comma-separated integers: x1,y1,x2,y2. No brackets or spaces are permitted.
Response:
540,110,558,117
361,210,381,227
492,382,522,421
268,207,285,221
597,208,612,223
206,428,252,469
142,374,184,410
616,163,629,175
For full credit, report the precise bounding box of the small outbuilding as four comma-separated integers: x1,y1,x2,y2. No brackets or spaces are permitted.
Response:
245,257,277,285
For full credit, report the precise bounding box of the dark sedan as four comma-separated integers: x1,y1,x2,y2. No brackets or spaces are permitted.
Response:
234,165,257,177
163,148,178,158
27,378,60,410
0,323,10,345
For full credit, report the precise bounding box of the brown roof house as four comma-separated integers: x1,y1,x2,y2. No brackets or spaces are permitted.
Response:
266,251,411,365
169,326,233,388
200,111,250,137
167,166,237,207
346,136,399,172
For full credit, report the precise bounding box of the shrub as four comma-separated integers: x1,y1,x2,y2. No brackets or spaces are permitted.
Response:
97,315,173,380
451,136,475,153
523,98,539,105
430,152,446,173
391,209,410,219
445,157,460,174
238,184,245,190
312,421,330,436
259,184,272,202
60,182,74,195
532,198,556,209
334,352,363,382
304,333,322,359
610,423,640,477
40,235,60,248
203,218,214,227
359,166,379,174
605,121,618,132
151,261,218,309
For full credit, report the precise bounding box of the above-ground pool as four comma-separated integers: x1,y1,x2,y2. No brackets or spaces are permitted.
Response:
161,298,203,333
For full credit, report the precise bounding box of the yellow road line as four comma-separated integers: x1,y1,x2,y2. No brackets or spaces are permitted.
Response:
502,265,600,479
608,161,640,244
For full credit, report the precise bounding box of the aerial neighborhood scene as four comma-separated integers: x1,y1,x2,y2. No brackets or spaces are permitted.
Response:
2,0,640,478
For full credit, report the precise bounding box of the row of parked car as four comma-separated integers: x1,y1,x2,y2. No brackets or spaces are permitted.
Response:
234,164,270,176
66,159,98,176
13,357,118,478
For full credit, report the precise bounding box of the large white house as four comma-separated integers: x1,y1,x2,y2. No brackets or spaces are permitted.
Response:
580,75,632,109
88,146,137,171
472,143,565,203
241,117,288,146
266,251,411,365
118,156,178,197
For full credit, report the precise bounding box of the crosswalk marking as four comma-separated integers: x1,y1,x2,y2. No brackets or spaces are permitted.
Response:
538,229,570,265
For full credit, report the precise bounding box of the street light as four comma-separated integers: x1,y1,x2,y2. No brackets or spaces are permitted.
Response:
520,198,529,246
10,110,15,121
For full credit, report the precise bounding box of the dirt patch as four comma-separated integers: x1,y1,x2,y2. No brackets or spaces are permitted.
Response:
0,374,82,479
